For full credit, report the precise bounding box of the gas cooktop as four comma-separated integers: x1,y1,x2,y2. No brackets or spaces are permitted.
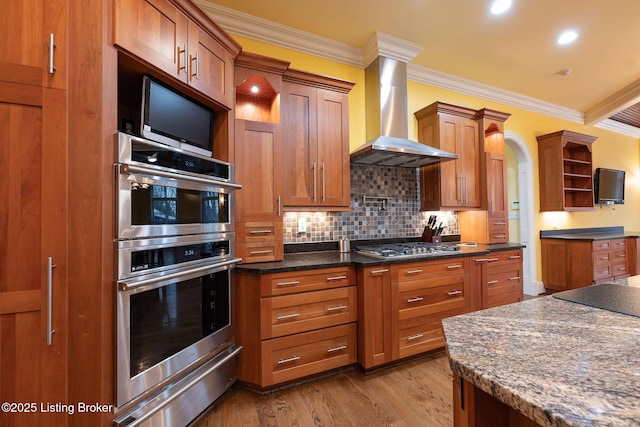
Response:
354,242,460,260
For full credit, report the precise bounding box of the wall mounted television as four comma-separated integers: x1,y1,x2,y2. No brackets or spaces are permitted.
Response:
594,167,625,205
141,75,214,157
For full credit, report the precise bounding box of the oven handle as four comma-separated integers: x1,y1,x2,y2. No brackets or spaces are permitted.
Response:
118,258,242,291
120,163,242,191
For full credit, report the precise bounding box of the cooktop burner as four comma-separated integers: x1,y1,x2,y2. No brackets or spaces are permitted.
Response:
354,242,460,260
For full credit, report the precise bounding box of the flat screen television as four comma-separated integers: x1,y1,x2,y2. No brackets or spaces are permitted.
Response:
141,75,214,157
594,167,625,205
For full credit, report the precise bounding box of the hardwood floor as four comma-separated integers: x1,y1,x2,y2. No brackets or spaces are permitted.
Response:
191,351,453,427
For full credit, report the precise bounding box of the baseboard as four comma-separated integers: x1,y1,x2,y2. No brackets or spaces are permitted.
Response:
524,280,546,296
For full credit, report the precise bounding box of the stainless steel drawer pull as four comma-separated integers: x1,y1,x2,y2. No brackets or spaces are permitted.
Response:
447,290,463,296
407,296,424,303
249,230,272,234
250,250,273,255
406,269,423,274
327,345,347,353
509,255,521,259
618,254,626,257
326,275,347,281
618,267,627,271
487,258,499,262
509,276,521,281
327,305,348,312
487,280,499,285
447,265,463,269
47,257,56,346
371,269,389,274
49,34,57,74
278,356,301,365
494,222,506,225
407,333,424,342
494,235,507,239
277,313,300,320
601,270,609,274
475,258,490,262
276,280,300,287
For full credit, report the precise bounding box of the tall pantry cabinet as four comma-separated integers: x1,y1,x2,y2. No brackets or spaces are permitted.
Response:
1,1,68,426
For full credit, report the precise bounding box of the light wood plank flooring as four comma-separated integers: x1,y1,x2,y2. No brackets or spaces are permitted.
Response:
191,351,453,427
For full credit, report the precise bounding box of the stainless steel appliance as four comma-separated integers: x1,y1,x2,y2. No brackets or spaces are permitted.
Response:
354,242,460,260
116,132,240,240
114,133,242,426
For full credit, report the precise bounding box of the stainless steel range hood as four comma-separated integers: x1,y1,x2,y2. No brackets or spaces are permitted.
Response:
350,44,458,168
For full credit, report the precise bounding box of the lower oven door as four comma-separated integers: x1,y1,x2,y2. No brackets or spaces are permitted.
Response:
116,258,240,408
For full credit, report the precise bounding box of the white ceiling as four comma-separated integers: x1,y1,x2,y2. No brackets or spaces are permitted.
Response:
196,0,640,136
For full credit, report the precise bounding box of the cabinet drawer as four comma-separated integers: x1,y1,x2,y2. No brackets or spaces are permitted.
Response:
611,239,627,250
262,323,357,386
593,251,611,266
592,240,612,252
238,241,283,263
487,231,509,244
237,222,282,242
612,262,629,278
485,290,522,309
394,257,468,283
488,218,508,231
487,266,522,301
396,308,466,359
263,267,354,297
261,286,356,339
396,275,468,321
485,249,522,265
593,263,612,281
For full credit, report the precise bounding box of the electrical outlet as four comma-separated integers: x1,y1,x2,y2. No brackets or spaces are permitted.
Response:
298,218,307,233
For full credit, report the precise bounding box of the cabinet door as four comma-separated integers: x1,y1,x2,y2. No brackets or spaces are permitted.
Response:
357,267,392,369
486,152,508,219
187,20,234,108
0,85,68,426
281,82,318,206
235,120,282,223
459,117,481,207
1,0,67,89
114,0,188,83
317,89,350,207
438,114,461,207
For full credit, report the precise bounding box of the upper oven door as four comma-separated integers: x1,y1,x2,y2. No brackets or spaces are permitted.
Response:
116,163,239,239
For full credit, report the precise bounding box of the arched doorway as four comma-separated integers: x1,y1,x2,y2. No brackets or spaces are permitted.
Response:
504,131,544,295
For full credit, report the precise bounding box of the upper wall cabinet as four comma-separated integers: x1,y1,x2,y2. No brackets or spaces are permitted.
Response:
114,0,240,108
281,69,354,210
536,130,597,212
415,102,481,210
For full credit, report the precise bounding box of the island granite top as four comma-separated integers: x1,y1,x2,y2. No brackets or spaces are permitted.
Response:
442,285,640,427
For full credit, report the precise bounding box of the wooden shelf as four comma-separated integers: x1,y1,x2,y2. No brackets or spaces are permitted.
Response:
537,130,597,212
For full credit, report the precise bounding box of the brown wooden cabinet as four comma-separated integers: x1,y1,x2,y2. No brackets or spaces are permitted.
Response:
114,0,235,107
536,130,597,212
357,257,470,370
470,249,524,310
0,1,69,425
459,108,511,244
236,267,357,389
234,53,289,262
281,69,354,210
541,238,630,291
415,102,480,210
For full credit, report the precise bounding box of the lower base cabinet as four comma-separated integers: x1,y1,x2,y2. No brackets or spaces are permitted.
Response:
541,238,630,291
470,249,524,310
235,266,357,389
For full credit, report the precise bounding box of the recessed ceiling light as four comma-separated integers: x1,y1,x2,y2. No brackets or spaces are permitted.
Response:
490,0,512,15
557,30,578,45
250,84,260,94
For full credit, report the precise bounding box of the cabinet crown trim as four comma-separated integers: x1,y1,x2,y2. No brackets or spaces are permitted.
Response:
283,68,355,93
414,101,478,120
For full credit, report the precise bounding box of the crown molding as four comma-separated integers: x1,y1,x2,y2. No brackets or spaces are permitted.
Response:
194,0,363,67
584,79,640,125
194,0,637,138
594,119,640,138
362,32,423,67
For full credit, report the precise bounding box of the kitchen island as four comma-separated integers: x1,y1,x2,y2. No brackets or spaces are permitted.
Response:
442,277,640,426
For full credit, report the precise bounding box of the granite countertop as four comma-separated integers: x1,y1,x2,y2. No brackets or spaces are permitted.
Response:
442,283,640,427
236,242,525,273
540,226,640,241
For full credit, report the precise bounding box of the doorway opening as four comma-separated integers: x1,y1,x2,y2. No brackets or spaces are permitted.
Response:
504,131,545,295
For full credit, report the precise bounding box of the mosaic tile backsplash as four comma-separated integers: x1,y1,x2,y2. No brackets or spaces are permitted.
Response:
283,164,459,244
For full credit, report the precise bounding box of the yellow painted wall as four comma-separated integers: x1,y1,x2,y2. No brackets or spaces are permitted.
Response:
232,34,640,285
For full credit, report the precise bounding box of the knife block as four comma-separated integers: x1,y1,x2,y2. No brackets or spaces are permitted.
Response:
421,226,441,243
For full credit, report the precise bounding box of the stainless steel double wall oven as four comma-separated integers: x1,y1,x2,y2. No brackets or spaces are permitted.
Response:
113,132,242,426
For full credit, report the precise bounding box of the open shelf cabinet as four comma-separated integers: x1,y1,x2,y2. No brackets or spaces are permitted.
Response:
537,130,597,211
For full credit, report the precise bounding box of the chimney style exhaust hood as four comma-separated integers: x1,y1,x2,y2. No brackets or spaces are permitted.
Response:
350,33,458,168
